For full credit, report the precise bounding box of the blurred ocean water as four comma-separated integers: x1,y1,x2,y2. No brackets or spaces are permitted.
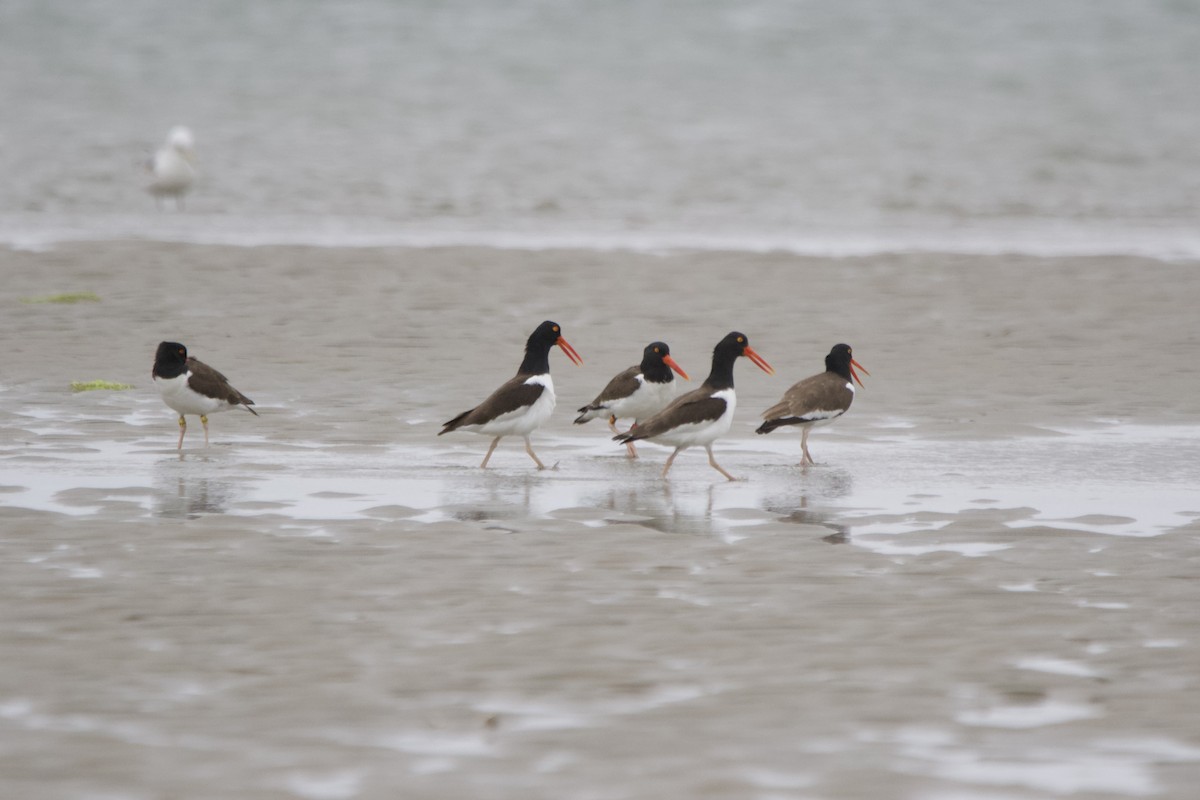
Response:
1,0,1197,254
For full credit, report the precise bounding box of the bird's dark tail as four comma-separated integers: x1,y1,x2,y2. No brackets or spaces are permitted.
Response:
438,408,473,435
756,417,801,435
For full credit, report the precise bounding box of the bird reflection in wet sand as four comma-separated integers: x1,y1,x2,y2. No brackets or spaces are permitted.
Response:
780,505,850,544
154,475,232,519
444,472,535,524
764,467,854,542
582,481,721,536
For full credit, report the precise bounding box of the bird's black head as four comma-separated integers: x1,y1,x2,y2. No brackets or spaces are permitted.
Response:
826,343,868,387
715,331,749,358
826,343,852,370
706,331,773,388
528,321,563,349
640,341,689,382
715,332,772,373
644,341,671,360
156,341,188,365
519,320,582,374
153,341,189,379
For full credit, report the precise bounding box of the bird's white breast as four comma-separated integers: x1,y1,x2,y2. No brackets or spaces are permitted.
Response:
154,372,227,416
149,148,195,195
612,375,676,423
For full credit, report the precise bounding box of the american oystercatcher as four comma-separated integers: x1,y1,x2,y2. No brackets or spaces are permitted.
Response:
439,320,583,469
756,343,868,465
152,341,257,449
146,126,196,211
614,331,773,480
574,341,689,458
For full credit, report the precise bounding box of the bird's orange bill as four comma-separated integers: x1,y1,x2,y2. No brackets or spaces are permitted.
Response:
663,354,689,381
557,337,583,366
745,346,774,375
850,357,869,387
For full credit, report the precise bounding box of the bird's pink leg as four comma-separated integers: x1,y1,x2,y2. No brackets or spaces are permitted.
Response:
480,436,502,468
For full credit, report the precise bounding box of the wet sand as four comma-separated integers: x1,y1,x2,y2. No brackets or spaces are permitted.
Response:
2,242,1200,799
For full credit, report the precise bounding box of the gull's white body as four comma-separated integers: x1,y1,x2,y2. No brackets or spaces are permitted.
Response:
147,126,196,205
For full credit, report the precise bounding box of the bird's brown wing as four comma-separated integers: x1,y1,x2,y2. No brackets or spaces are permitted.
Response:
440,374,545,433
619,385,727,442
770,372,852,420
758,372,850,432
578,365,640,412
187,357,258,413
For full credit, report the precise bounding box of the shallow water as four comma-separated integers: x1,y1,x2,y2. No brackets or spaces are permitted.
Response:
3,393,1199,799
5,398,1199,538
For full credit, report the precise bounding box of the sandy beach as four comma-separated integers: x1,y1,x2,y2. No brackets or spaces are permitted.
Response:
2,242,1200,799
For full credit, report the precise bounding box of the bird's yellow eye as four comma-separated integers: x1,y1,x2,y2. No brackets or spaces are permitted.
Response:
738,336,745,343
553,326,560,332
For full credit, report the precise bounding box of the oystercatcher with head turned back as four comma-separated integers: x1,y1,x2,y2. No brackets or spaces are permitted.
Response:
152,341,258,449
614,331,773,481
756,343,868,465
439,320,583,469
575,341,689,458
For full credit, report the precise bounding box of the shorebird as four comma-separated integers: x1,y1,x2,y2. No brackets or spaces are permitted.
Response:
152,341,257,449
146,126,196,210
575,341,689,457
439,320,583,469
756,343,868,465
614,331,773,481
